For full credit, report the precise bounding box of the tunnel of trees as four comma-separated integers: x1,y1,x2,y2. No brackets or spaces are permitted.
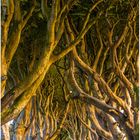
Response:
1,0,139,139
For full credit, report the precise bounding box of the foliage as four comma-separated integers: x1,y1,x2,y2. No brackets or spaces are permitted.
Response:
1,0,139,139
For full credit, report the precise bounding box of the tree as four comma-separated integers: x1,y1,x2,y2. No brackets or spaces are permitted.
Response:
1,0,139,139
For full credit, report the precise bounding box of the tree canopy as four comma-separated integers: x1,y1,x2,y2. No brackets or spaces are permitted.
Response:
1,0,139,139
